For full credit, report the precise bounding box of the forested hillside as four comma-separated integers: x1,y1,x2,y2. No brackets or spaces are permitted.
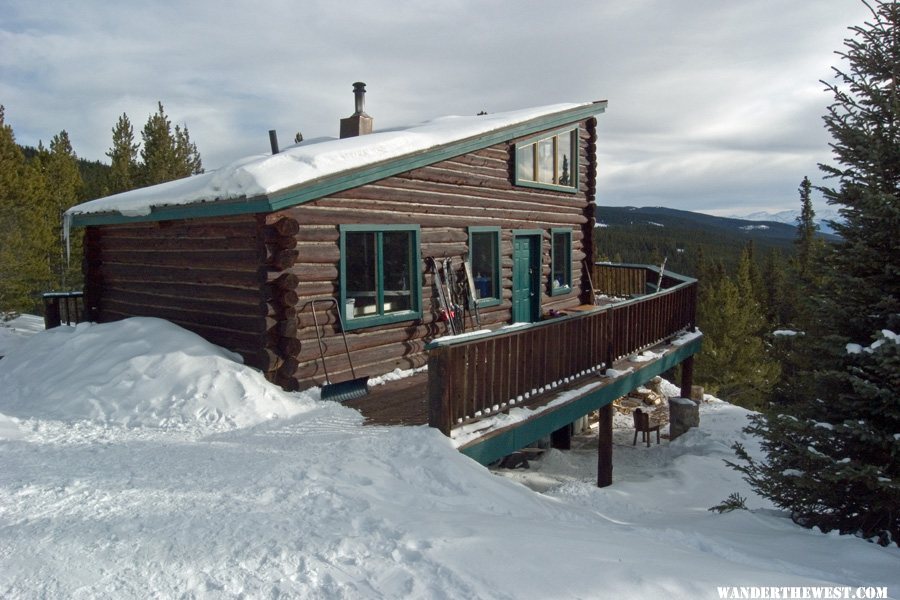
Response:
594,205,836,276
0,103,202,314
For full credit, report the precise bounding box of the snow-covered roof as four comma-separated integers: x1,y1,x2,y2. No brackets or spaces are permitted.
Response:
66,101,606,229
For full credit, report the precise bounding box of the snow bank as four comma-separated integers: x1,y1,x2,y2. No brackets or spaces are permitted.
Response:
0,317,314,430
0,313,44,357
1,318,897,598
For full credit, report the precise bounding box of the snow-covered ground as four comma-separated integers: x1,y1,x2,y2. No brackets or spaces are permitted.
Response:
0,314,45,358
1,318,897,599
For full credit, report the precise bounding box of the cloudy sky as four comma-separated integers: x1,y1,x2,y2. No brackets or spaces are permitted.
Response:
1,0,873,215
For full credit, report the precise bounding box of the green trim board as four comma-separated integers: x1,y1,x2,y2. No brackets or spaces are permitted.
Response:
339,224,422,331
459,336,702,465
550,228,573,296
467,226,501,308
69,102,606,228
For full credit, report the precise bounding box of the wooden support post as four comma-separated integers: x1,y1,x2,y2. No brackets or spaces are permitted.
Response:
550,423,572,450
597,403,613,488
43,297,61,330
427,347,452,436
680,356,695,400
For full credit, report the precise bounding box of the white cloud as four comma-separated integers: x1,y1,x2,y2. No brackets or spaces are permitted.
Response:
0,0,874,212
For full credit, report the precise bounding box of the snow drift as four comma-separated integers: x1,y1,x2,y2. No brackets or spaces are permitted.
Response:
1,318,897,598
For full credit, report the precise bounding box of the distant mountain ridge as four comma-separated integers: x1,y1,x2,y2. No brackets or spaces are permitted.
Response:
594,206,838,276
732,207,843,235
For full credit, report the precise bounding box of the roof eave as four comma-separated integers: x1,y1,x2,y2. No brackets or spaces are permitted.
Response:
70,101,607,228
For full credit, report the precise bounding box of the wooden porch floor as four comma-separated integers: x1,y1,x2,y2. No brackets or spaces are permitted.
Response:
344,371,430,426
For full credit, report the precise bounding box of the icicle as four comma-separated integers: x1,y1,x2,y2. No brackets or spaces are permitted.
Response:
63,211,72,265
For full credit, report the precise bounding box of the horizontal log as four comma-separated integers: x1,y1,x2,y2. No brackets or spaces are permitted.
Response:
90,280,264,304
101,297,268,333
267,248,299,270
277,336,302,357
328,187,586,220
269,216,300,236
265,235,298,250
267,303,297,321
287,205,587,229
96,219,259,240
95,235,262,253
288,339,429,381
292,244,340,264
102,286,266,317
98,263,266,288
100,247,264,271
267,272,300,291
288,263,339,281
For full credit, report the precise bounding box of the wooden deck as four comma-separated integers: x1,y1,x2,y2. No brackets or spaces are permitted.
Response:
344,332,701,450
345,371,430,426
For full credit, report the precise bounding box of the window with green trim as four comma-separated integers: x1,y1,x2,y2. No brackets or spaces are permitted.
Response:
468,227,501,307
550,228,572,295
340,225,421,329
514,128,578,192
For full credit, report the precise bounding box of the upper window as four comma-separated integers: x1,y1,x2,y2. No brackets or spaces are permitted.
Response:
340,225,421,330
468,227,501,307
514,127,578,193
550,228,573,295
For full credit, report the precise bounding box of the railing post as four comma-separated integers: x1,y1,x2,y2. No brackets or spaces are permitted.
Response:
43,296,61,329
428,346,452,436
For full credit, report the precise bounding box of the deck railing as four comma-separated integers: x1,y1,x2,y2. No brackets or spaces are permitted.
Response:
42,291,85,329
427,263,697,434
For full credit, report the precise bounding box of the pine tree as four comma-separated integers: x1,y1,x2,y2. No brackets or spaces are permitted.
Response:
694,250,780,410
794,176,821,281
138,102,203,186
44,131,84,290
733,2,900,545
106,113,139,195
0,106,29,311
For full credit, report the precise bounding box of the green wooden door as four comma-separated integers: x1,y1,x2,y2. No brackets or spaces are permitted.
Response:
512,234,540,323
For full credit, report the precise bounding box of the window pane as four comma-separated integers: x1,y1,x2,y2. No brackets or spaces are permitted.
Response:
537,138,554,184
471,231,498,300
345,232,378,318
556,131,573,187
382,230,413,313
516,144,534,182
552,232,570,290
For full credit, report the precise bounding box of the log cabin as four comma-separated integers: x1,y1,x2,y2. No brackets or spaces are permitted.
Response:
65,84,702,484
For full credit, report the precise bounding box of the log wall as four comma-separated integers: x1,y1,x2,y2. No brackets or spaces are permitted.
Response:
269,118,598,390
82,118,598,391
82,214,275,371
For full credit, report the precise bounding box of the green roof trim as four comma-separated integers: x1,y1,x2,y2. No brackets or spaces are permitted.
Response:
69,102,606,228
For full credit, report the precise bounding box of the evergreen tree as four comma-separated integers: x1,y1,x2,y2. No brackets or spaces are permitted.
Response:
106,113,139,195
733,2,900,545
695,249,780,410
794,176,821,281
45,131,84,290
139,102,203,186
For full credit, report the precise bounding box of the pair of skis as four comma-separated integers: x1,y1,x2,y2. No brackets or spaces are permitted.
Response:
426,256,480,335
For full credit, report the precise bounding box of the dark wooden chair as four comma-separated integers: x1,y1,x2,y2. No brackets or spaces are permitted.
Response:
632,408,661,447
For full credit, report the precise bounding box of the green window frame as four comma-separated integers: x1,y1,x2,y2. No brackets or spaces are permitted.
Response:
550,228,573,296
513,126,579,193
339,224,422,330
468,226,502,308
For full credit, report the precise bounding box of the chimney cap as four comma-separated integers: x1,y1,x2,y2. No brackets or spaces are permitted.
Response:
351,81,368,117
